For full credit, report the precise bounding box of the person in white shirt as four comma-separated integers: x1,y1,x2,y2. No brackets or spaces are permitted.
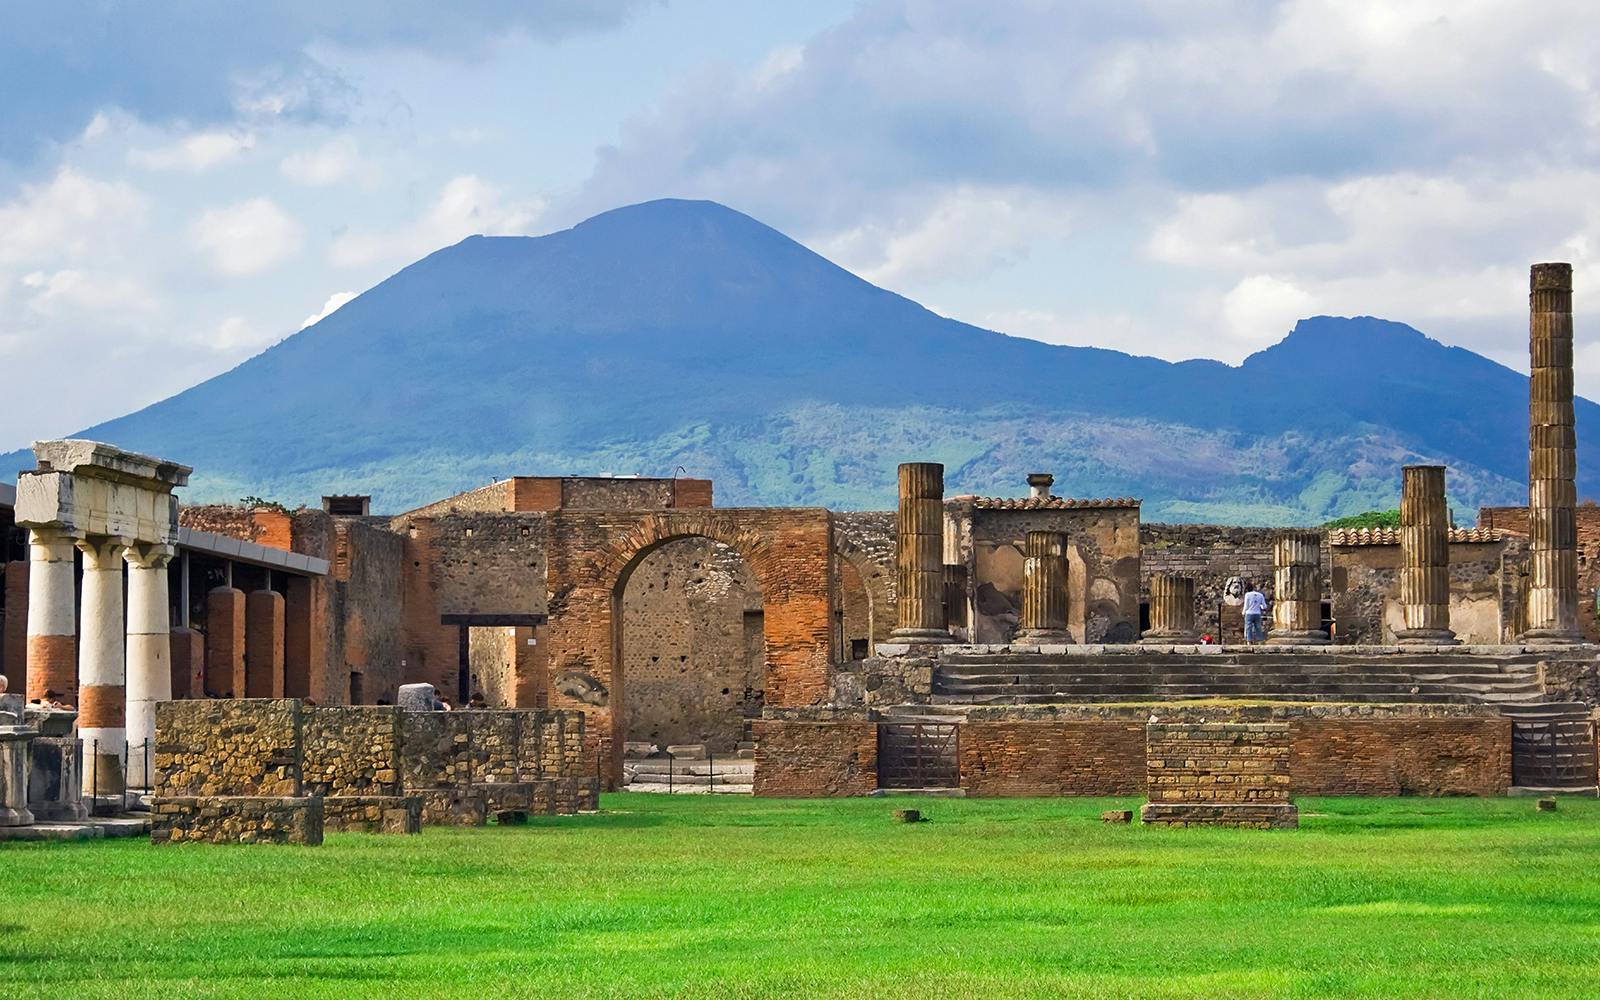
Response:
1242,584,1269,644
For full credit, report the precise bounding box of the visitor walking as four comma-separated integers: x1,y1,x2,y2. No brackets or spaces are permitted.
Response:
1243,583,1268,644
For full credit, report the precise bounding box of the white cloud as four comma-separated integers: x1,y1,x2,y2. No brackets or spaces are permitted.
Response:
189,197,304,275
200,315,277,353
19,269,160,319
0,168,147,265
301,290,357,328
129,130,256,171
280,137,369,186
329,175,542,268
1219,275,1318,346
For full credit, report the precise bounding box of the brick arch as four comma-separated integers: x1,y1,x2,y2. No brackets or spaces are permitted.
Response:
544,508,835,787
833,536,896,651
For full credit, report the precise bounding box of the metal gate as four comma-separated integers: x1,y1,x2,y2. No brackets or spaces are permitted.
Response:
1506,704,1597,789
878,723,959,789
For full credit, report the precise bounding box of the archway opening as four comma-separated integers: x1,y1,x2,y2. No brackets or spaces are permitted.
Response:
618,536,765,755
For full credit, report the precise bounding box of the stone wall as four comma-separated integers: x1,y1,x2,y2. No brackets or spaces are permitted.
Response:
331,518,406,703
1140,524,1284,641
154,699,302,796
833,511,896,652
151,796,323,845
1480,504,1599,641
949,503,1141,644
752,719,877,796
620,536,763,751
302,705,401,795
959,721,1146,796
1143,722,1297,828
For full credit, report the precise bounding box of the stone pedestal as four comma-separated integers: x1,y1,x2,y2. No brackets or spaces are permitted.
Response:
1524,262,1583,643
1141,722,1297,829
891,462,951,643
27,734,86,822
0,726,37,827
1267,531,1328,644
1396,465,1458,645
1142,574,1199,643
1015,530,1071,644
397,683,438,712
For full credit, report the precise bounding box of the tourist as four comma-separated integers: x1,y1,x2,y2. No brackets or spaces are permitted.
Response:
0,674,8,694
468,691,487,709
1243,583,1268,644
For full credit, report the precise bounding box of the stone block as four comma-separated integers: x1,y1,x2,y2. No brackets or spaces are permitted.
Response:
322,795,421,834
28,735,86,821
150,795,323,845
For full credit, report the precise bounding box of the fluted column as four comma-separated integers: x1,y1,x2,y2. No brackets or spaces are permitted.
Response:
891,462,951,642
1016,530,1071,644
125,543,174,790
25,526,79,704
1142,574,1198,643
1268,531,1328,644
77,535,128,795
1396,465,1457,645
1524,262,1583,642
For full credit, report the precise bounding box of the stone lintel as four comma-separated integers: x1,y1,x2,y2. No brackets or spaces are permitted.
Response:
32,439,191,490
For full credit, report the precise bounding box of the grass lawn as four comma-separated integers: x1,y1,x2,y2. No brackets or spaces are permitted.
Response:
1,794,1598,998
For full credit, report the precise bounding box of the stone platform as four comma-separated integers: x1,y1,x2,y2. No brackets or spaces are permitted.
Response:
0,816,151,841
1139,802,1299,829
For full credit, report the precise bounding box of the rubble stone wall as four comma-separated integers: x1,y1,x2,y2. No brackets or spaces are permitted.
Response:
151,795,323,845
751,719,876,797
154,699,302,796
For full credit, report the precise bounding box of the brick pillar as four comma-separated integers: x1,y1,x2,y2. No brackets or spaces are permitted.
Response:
1397,465,1457,645
1267,531,1328,644
891,462,951,643
205,586,245,697
25,527,78,704
1143,574,1199,643
1524,262,1583,642
3,560,28,697
1015,530,1071,644
77,535,128,795
245,590,286,698
284,576,323,700
169,627,203,699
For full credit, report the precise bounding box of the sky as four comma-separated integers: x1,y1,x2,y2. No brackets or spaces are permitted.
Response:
3,0,1600,450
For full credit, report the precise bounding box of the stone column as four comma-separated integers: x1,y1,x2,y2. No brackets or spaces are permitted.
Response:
1142,574,1199,643
77,535,128,795
1016,530,1071,644
1267,531,1328,644
124,544,173,789
1524,262,1583,643
1396,465,1457,645
891,462,951,642
24,527,78,704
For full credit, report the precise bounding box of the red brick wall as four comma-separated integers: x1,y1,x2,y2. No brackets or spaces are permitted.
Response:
511,478,562,512
245,590,285,698
1289,718,1511,796
206,587,245,697
752,720,877,796
545,508,835,786
3,560,27,694
960,721,1147,796
672,479,714,509
169,627,203,699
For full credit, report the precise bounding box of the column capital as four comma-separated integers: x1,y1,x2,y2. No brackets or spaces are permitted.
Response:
124,542,176,569
75,534,130,567
26,524,84,547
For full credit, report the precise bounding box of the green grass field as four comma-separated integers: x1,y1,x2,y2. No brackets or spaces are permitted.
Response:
1,794,1597,999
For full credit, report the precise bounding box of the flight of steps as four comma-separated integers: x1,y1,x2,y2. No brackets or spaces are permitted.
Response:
930,650,1548,706
621,742,755,794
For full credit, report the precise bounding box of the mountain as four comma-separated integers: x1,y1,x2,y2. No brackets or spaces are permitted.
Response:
2,198,1590,524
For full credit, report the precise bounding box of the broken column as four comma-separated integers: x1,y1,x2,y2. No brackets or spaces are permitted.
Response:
1267,531,1328,644
245,589,286,698
1524,262,1583,643
891,462,951,643
1142,574,1199,644
1015,530,1071,644
24,526,77,704
125,543,175,788
1396,465,1457,645
77,535,128,793
206,586,245,697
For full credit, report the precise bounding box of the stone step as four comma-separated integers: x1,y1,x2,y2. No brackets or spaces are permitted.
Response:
928,690,1498,706
622,782,754,795
626,760,754,777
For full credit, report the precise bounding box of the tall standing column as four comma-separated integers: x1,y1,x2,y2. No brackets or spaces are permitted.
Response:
1267,531,1328,644
1016,530,1071,644
77,535,128,795
1396,465,1457,645
1524,262,1583,643
125,544,174,790
25,527,79,704
1142,574,1199,643
891,462,951,643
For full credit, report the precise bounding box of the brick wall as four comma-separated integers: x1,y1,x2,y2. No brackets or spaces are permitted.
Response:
752,719,877,796
833,511,896,650
1146,722,1291,803
959,721,1146,796
545,508,834,787
621,536,763,751
1290,717,1510,796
